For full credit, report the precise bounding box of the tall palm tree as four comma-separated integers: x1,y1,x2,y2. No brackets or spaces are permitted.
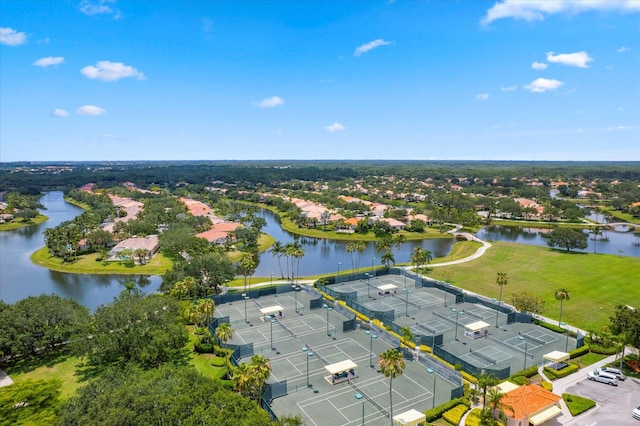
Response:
232,362,252,397
215,322,233,348
476,371,498,409
392,234,406,260
378,349,406,424
270,241,285,278
238,252,257,292
346,242,358,274
355,240,366,273
496,272,508,306
483,387,511,426
381,251,395,269
555,288,570,325
376,234,392,254
249,354,272,398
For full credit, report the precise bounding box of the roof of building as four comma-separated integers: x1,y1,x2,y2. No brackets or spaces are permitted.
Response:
500,384,561,420
196,222,242,242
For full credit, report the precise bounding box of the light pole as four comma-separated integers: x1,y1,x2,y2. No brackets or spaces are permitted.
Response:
426,368,438,408
301,346,314,387
371,257,376,272
451,308,464,341
365,273,371,298
337,262,342,284
270,319,276,350
242,293,249,323
564,325,570,352
495,308,500,328
271,272,274,286
323,303,333,336
403,269,407,289
403,288,412,317
293,284,300,314
365,330,378,367
518,335,528,370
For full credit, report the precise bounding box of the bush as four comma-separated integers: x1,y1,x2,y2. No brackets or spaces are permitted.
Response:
589,344,619,355
511,364,538,378
424,397,470,422
194,342,214,353
509,376,528,385
562,393,595,416
210,357,227,367
540,380,553,391
544,362,579,379
465,408,482,426
569,345,589,359
533,319,565,333
443,404,469,425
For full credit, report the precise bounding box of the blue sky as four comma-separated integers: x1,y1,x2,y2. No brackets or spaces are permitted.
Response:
1,0,638,162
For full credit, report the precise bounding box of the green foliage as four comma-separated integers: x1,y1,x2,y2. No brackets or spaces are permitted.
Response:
464,408,482,426
533,319,566,333
509,375,528,385
510,364,539,378
73,291,188,368
589,344,619,355
544,362,579,379
194,341,214,353
443,404,469,425
609,304,640,348
56,365,273,426
424,397,470,422
0,378,61,426
568,345,590,359
540,381,553,391
0,295,90,359
562,393,596,416
510,291,546,315
546,227,588,252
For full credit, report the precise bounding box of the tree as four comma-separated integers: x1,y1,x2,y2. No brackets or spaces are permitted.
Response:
237,252,257,292
554,288,570,325
392,234,406,260
270,241,285,278
381,250,395,269
546,227,588,252
609,304,640,349
56,365,275,426
215,322,233,348
496,272,508,306
481,387,510,426
232,355,272,401
476,371,498,409
400,326,414,346
0,379,61,425
509,291,545,315
377,349,406,423
74,291,188,368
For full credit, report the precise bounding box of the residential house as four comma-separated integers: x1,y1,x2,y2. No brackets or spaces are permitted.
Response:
197,222,243,245
107,235,160,263
497,383,562,426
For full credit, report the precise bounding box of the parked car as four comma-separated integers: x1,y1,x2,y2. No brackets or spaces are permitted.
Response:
587,370,618,386
633,405,640,421
599,366,626,381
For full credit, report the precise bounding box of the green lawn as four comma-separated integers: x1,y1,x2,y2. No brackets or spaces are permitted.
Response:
30,247,173,275
0,215,48,231
427,242,640,331
572,353,608,368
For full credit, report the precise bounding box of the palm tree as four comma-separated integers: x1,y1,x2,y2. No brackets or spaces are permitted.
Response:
378,349,406,424
555,288,570,325
238,252,257,292
381,251,395,269
476,371,498,409
249,354,272,398
392,234,406,260
270,241,285,278
400,326,414,347
355,240,366,272
376,234,392,254
483,387,511,426
346,242,358,274
232,362,253,397
215,322,233,348
496,272,508,306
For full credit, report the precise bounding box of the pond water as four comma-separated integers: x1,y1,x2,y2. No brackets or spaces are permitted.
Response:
0,192,162,310
476,225,640,257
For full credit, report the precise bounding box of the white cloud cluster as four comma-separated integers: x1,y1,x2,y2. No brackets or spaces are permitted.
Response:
476,93,490,101
253,96,284,108
354,39,392,57
482,0,640,25
0,27,27,46
33,56,64,68
52,108,69,117
524,77,563,93
81,61,145,81
80,0,121,19
77,105,106,115
500,85,518,91
546,51,593,68
531,61,548,70
617,46,631,53
324,122,346,132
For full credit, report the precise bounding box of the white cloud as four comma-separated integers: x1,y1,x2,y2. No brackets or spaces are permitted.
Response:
524,78,563,93
52,108,69,117
500,85,518,91
77,105,106,115
202,17,213,33
37,37,50,45
617,46,631,53
546,51,593,68
81,61,145,81
482,0,640,25
319,79,335,83
354,39,392,57
476,93,490,101
79,0,121,18
33,56,64,67
607,125,635,131
253,96,284,108
0,27,27,46
531,61,548,70
324,122,346,132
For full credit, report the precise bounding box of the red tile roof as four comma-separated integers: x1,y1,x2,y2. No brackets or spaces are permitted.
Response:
500,384,561,420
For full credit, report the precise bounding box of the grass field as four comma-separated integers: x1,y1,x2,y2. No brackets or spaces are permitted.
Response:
30,247,173,275
0,215,48,231
427,242,640,331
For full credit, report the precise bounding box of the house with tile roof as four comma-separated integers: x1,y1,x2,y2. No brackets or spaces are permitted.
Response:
496,383,562,426
197,222,243,245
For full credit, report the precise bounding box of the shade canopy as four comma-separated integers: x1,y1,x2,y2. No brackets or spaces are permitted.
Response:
377,284,397,292
528,405,562,425
324,360,357,375
494,381,520,394
543,351,570,363
465,320,490,332
393,409,427,426
260,305,283,315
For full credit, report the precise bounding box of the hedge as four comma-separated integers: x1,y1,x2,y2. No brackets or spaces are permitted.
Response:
569,345,589,359
443,404,469,425
424,397,470,422
563,393,596,416
589,344,619,355
540,380,553,391
194,342,215,353
544,362,579,379
464,408,482,426
533,319,566,333
509,376,528,385
510,365,538,378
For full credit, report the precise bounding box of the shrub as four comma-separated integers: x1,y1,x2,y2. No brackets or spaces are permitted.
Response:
540,380,553,391
424,397,470,422
543,368,556,380
511,365,538,378
562,393,595,416
443,404,469,425
465,408,482,426
533,319,565,333
589,344,619,355
210,357,226,367
544,362,579,379
569,345,589,359
509,376,528,385
194,342,214,353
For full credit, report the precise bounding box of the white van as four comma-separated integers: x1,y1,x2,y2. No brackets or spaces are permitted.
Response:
587,370,618,386
599,366,626,381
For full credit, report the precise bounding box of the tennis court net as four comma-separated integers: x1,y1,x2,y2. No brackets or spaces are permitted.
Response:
349,381,388,417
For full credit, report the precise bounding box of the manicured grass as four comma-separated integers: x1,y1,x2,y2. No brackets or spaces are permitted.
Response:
427,242,640,331
572,353,608,368
431,241,483,264
4,351,83,401
562,393,596,416
186,326,228,380
0,215,48,231
30,247,173,275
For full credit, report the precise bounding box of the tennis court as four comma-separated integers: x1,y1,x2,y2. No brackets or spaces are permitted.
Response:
459,345,512,367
